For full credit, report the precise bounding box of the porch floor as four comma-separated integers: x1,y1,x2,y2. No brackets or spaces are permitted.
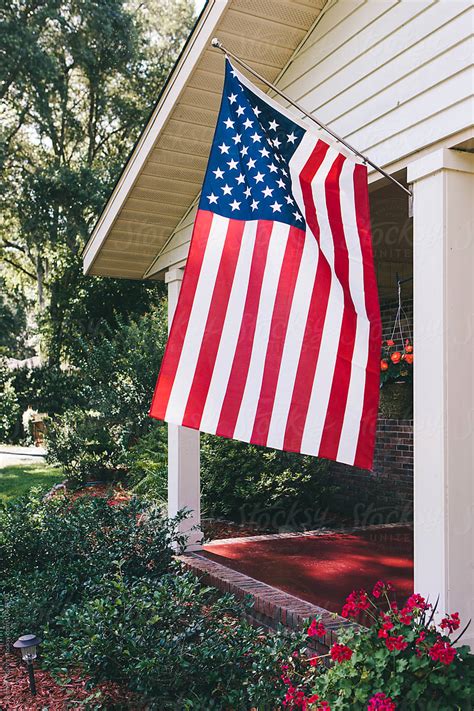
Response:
202,525,413,614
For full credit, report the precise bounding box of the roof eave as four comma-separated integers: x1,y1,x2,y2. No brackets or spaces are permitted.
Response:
82,0,228,276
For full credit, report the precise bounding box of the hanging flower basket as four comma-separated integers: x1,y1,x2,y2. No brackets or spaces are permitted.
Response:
379,282,413,419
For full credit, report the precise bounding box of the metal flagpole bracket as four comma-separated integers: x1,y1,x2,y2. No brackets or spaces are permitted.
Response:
211,37,412,198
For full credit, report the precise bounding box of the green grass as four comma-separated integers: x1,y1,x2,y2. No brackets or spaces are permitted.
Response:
0,463,63,503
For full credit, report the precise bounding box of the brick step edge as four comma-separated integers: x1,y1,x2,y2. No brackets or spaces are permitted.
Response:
179,552,353,650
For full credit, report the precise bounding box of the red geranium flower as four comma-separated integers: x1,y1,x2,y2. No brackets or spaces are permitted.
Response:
415,630,426,646
404,593,430,612
341,589,370,618
440,612,460,633
367,692,396,710
429,638,456,665
330,644,353,663
377,615,394,639
372,580,393,598
385,635,408,652
386,339,395,347
307,619,326,638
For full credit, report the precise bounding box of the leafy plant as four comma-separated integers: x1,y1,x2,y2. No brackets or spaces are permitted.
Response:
380,338,413,386
0,358,20,441
200,435,337,529
43,571,309,710
125,425,168,501
279,582,474,710
46,306,168,486
0,492,185,640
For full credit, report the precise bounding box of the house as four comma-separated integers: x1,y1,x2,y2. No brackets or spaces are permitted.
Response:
82,0,474,647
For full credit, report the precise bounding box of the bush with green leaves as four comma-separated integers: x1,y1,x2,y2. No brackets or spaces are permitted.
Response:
124,427,337,530
46,408,128,486
43,571,308,710
46,305,168,486
0,492,185,640
0,491,313,709
125,425,168,501
0,359,20,442
200,435,337,529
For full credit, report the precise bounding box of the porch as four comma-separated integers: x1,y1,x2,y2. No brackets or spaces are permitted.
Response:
81,0,474,650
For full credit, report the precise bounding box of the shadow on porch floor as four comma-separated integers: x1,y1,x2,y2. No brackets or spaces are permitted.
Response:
201,525,414,614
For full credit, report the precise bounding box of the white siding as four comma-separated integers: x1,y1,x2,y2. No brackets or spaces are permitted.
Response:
278,0,474,171
148,203,198,275
151,0,474,275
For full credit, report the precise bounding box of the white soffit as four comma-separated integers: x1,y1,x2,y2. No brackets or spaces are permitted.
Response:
82,0,326,279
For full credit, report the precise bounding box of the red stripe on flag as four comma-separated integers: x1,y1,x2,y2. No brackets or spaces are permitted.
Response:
318,153,358,461
250,225,306,446
216,221,273,438
283,141,332,452
149,209,214,421
182,219,245,430
353,164,381,469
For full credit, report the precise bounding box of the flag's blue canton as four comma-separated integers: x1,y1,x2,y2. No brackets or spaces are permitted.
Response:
200,60,306,229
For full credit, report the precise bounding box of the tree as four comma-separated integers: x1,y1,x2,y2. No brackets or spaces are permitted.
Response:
0,0,195,364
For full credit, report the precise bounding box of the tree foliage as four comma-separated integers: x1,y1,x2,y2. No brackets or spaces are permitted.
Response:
0,0,195,363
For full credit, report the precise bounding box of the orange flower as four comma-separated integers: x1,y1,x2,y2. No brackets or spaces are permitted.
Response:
386,339,395,347
391,351,402,364
405,345,413,353
404,354,413,364
380,360,389,371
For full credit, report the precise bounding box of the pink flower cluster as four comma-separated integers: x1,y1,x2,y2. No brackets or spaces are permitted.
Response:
367,692,396,710
282,681,330,710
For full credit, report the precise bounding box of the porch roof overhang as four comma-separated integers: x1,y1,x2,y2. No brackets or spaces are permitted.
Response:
82,0,326,280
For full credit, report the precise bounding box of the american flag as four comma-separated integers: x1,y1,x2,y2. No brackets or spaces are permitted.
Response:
150,59,381,469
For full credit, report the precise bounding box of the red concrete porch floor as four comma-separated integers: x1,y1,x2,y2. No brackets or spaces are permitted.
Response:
201,525,414,614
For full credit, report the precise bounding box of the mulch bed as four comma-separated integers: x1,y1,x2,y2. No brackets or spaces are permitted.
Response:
0,648,144,710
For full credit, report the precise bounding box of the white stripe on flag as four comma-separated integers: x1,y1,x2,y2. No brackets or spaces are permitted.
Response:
336,159,370,464
300,147,345,456
266,135,320,449
233,221,291,443
199,220,259,434
165,213,229,424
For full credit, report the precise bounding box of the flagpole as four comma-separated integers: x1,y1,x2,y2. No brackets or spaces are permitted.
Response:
211,38,412,198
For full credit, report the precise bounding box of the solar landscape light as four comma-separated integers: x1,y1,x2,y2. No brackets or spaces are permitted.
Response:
13,634,41,695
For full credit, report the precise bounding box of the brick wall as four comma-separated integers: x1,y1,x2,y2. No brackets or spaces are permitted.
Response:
329,300,414,523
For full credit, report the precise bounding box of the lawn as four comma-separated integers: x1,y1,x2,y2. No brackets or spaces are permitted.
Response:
0,463,63,502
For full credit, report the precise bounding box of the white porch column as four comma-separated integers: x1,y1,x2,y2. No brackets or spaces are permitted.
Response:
409,149,474,648
165,267,201,551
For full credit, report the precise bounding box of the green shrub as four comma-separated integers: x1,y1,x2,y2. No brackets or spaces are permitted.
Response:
45,305,168,485
125,425,168,501
43,571,308,710
0,359,20,441
200,435,337,529
0,492,185,640
46,408,128,487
